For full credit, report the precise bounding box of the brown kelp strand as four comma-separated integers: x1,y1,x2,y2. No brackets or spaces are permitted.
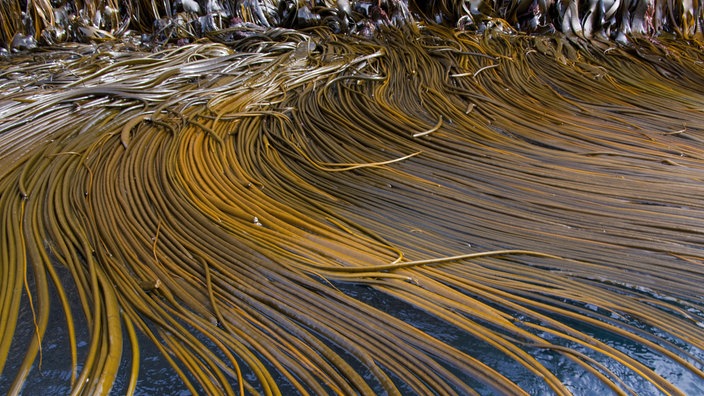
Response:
2,0,704,51
2,24,704,394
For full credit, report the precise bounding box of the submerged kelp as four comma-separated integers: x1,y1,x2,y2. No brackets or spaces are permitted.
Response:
2,22,704,395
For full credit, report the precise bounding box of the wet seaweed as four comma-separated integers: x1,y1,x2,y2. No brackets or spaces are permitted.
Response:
1,16,704,396
1,0,704,51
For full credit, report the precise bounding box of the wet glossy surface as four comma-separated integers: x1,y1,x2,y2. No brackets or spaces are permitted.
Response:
2,26,704,394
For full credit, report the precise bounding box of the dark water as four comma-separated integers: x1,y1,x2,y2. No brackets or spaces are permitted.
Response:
3,271,703,395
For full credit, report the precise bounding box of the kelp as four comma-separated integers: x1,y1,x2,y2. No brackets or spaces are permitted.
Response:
1,0,704,51
1,23,704,395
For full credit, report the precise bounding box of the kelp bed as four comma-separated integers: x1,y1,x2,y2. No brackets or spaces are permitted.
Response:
2,4,704,395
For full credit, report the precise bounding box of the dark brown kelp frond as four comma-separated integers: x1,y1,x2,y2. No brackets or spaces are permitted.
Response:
0,0,24,50
2,0,704,49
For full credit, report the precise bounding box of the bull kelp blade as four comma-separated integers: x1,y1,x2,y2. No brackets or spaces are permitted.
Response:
1,25,704,395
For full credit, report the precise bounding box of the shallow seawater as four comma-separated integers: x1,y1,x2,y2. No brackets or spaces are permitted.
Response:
0,264,193,395
4,279,704,395
337,282,704,396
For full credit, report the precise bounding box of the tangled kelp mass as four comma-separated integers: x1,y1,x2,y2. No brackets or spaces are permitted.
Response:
2,20,704,395
1,0,703,52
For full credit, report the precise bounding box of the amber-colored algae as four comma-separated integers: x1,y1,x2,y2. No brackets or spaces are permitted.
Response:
2,1,704,394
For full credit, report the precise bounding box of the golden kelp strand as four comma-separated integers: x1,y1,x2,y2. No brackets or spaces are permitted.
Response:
2,27,704,395
260,26,704,392
120,114,402,392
